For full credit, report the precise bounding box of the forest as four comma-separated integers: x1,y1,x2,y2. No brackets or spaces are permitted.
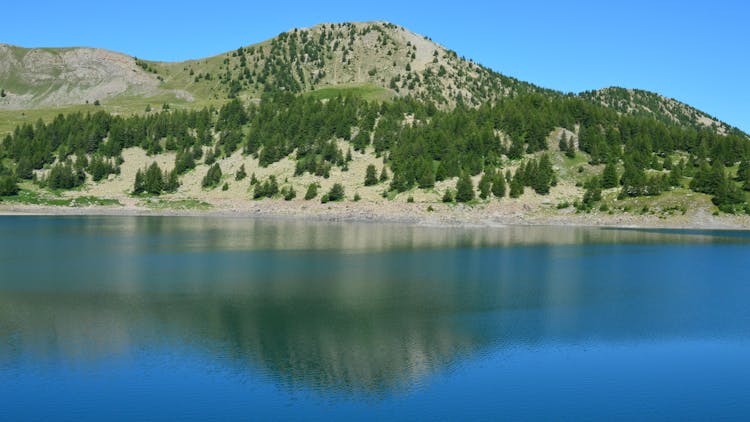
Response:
1,92,749,212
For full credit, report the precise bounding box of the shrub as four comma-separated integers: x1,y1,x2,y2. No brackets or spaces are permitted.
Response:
304,183,318,200
202,164,222,189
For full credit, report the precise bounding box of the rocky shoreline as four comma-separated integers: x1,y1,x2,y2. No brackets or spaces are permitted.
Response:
2,199,749,231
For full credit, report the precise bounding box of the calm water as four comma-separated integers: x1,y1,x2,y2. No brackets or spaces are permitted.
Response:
1,216,749,420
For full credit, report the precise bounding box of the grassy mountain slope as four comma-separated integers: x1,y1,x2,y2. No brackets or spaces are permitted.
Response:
148,21,542,107
0,43,192,109
2,21,750,225
0,21,743,139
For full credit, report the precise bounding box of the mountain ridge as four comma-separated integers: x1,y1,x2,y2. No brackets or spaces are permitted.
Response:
1,21,743,137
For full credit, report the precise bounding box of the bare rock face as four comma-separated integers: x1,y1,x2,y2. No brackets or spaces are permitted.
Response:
0,44,161,109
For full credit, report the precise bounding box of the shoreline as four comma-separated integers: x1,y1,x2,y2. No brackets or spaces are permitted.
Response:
2,200,750,231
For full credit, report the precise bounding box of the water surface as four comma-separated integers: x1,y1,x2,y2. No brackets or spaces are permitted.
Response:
1,217,749,420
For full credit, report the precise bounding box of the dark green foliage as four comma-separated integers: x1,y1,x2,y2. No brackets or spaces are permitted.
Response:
364,164,378,186
47,162,85,190
164,169,180,193
737,160,750,182
669,162,684,187
416,158,435,189
531,154,554,194
304,182,318,200
620,158,648,197
133,169,145,194
478,172,491,199
690,161,725,196
174,150,196,175
582,177,603,208
321,183,345,203
565,138,576,159
202,163,223,189
455,173,475,203
144,162,165,195
253,175,279,199
559,132,575,158
1,75,749,210
712,177,745,210
601,161,619,189
282,185,296,201
379,166,389,182
235,164,247,181
0,175,19,196
87,155,118,182
691,161,746,209
737,160,750,190
442,189,454,203
15,158,34,180
491,171,506,198
204,148,216,165
132,162,174,195
509,171,524,198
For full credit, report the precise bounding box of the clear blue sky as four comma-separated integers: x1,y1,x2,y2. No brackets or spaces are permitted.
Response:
3,0,748,132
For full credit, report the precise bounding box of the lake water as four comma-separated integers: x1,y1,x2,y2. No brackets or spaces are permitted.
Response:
1,216,749,420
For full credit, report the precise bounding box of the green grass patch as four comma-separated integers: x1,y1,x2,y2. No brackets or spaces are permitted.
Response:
306,84,394,102
0,189,121,207
141,198,212,210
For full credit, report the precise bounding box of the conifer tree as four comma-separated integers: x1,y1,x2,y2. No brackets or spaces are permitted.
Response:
509,171,524,198
492,171,506,198
455,173,475,202
602,161,619,189
478,172,492,199
364,164,378,186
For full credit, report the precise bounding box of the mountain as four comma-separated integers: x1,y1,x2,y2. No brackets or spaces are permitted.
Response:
2,21,750,224
0,43,191,109
1,21,742,137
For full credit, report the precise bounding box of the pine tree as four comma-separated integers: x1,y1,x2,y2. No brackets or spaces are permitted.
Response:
602,161,619,189
455,173,475,202
509,171,524,198
737,160,750,185
235,164,247,181
364,164,378,186
144,162,164,195
620,158,647,197
202,163,222,189
532,154,554,194
416,159,435,189
164,170,180,193
492,171,506,198
322,183,345,203
566,137,576,159
0,175,19,196
478,172,492,199
379,166,389,182
304,183,318,200
133,169,145,194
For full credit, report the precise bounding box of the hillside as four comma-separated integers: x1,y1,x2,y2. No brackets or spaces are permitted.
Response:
0,43,193,109
146,21,542,107
1,21,750,226
580,87,744,136
2,21,742,138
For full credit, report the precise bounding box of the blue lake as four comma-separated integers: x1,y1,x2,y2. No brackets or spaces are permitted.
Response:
1,216,749,420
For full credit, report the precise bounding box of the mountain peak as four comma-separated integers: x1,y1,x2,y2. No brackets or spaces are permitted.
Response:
0,22,742,137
